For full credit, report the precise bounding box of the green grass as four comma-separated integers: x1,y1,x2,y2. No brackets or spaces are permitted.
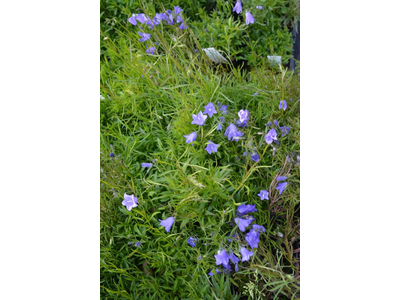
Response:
100,20,300,299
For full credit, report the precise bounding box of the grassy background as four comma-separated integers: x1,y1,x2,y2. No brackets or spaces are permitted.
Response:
100,14,300,299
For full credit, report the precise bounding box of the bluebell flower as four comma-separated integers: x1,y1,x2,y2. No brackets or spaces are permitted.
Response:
176,15,183,23
243,152,247,156
235,263,239,272
245,230,260,249
159,217,175,232
277,176,287,181
121,193,138,211
128,14,137,26
238,109,249,123
135,242,141,247
198,255,202,260
232,1,242,14
225,123,243,141
110,153,115,158
204,102,217,118
253,224,266,233
237,204,257,215
141,163,153,168
135,13,148,24
138,31,151,42
253,92,258,96
274,120,279,127
245,11,255,25
167,14,174,25
257,189,269,200
276,182,288,195
187,236,198,247
208,269,215,276
279,100,287,111
251,153,260,162
194,49,199,53
214,249,230,266
146,47,156,55
174,6,183,15
234,217,254,232
240,247,254,262
191,112,207,126
183,132,197,144
256,6,263,9
264,128,278,144
219,117,225,124
280,126,290,137
217,123,223,131
179,22,187,29
218,103,228,114
205,141,219,154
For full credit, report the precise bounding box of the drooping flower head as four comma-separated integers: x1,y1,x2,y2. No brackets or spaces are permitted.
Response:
217,123,223,131
253,92,258,96
135,13,149,24
251,153,260,162
138,31,151,42
225,123,244,141
214,249,230,266
187,236,198,247
257,189,269,200
121,193,138,211
135,242,141,247
176,15,183,24
110,152,115,158
234,217,254,232
280,126,290,137
128,14,137,26
253,224,266,233
240,247,254,262
204,102,217,118
245,11,255,25
277,176,287,181
159,217,175,232
279,100,287,111
245,230,260,249
237,204,258,215
205,141,219,154
229,250,240,264
219,117,226,124
146,47,156,55
232,1,242,14
238,109,249,123
276,182,288,195
191,111,208,126
141,163,153,168
218,103,228,114
183,132,197,144
265,128,278,144
179,22,187,30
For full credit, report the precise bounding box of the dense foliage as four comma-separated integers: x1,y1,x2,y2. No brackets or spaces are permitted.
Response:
100,2,299,299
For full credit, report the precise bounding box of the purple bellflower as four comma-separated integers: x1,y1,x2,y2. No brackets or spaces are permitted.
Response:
146,47,156,55
245,230,260,249
280,126,290,137
245,11,255,25
279,100,287,111
159,217,175,232
135,14,148,24
215,249,230,266
229,250,240,264
191,111,208,126
205,141,219,154
276,182,288,195
257,189,269,200
225,123,244,141
240,247,254,262
141,163,153,168
179,22,187,30
217,123,223,131
251,153,260,162
110,153,115,158
238,109,249,123
232,1,242,14
219,117,225,124
237,204,258,215
253,224,266,233
218,103,228,114
274,120,279,127
138,31,151,42
122,193,138,211
256,6,263,9
184,132,197,144
265,128,278,144
253,92,258,96
234,217,254,232
277,176,287,181
187,236,198,247
204,102,217,118
128,14,137,26
135,242,141,247
174,6,183,15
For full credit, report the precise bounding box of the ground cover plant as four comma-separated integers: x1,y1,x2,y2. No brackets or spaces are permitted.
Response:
100,4,300,299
